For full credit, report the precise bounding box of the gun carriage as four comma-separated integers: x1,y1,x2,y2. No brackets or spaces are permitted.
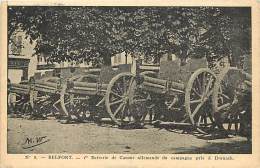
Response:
28,68,89,118
8,79,31,115
8,55,251,137
8,67,97,117
107,58,217,133
212,56,252,137
59,64,141,124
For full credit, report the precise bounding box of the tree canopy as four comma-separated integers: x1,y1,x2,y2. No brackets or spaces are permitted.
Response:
8,6,251,67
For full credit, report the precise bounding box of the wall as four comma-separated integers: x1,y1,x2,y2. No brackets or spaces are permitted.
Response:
8,28,92,81
8,69,23,83
8,28,38,80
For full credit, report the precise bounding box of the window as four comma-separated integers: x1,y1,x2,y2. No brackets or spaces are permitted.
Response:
118,55,121,63
114,56,117,64
37,56,41,62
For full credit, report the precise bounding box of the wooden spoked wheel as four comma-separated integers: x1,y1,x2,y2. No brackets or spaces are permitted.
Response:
185,68,216,134
29,89,60,118
212,67,252,135
105,72,148,126
60,82,90,121
29,78,62,118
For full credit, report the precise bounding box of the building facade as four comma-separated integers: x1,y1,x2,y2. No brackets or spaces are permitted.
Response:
8,29,38,83
8,28,92,83
110,51,133,67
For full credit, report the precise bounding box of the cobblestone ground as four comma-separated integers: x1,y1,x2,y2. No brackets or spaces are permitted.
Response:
7,117,251,154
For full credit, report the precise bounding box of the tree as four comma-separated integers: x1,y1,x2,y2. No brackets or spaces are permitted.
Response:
194,7,251,67
8,7,251,67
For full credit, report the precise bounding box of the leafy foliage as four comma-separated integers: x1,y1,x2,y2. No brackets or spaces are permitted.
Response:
8,6,251,67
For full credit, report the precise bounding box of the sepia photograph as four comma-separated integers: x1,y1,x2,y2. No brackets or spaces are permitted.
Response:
5,5,253,155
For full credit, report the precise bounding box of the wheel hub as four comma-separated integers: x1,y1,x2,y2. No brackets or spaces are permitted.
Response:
122,95,129,104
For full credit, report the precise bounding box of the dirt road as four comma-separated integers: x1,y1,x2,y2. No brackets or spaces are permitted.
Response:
7,117,251,154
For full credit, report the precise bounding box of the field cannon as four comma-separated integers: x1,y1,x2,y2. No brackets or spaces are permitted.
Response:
108,58,217,133
212,66,251,138
29,71,63,118
59,64,142,124
8,79,31,115
8,55,251,136
8,67,92,118
8,70,62,118
211,53,252,139
28,67,100,118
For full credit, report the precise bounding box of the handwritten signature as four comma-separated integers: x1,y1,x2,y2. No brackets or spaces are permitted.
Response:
22,136,50,149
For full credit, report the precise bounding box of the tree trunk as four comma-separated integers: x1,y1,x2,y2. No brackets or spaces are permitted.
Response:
125,52,128,64
102,53,111,66
131,58,136,75
230,41,242,68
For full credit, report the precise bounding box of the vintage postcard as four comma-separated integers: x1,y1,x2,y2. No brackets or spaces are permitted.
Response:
0,0,260,167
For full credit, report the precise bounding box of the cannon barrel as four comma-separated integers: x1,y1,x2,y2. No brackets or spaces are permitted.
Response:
244,73,252,81
10,83,29,89
9,84,30,94
143,75,185,91
35,81,58,88
245,80,252,87
238,69,251,82
33,83,57,94
73,82,97,88
67,82,108,96
226,67,252,81
221,67,252,90
243,71,252,87
10,88,29,94
142,82,184,94
73,82,108,90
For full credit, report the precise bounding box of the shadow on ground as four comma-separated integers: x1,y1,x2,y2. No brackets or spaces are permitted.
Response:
174,140,251,154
